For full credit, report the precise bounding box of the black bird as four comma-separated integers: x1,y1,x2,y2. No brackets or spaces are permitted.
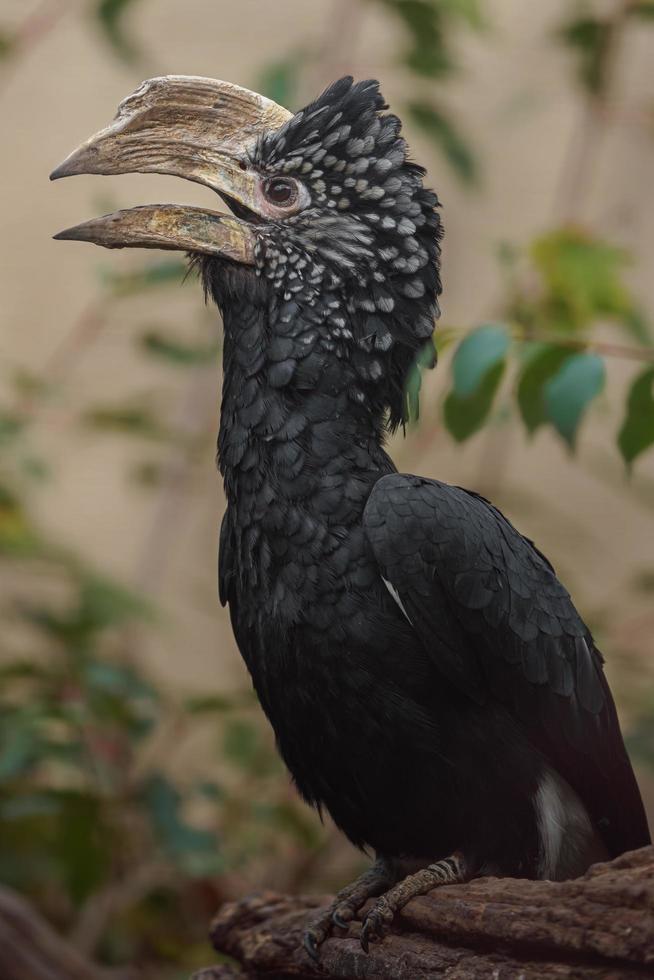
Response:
52,75,650,955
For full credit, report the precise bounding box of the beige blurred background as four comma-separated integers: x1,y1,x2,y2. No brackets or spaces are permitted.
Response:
1,0,653,831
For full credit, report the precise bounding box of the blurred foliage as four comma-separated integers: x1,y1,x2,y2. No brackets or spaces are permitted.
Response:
406,228,654,464
1,0,654,977
0,258,322,973
83,403,170,440
139,329,220,367
528,231,639,334
559,0,654,96
0,482,318,968
619,367,654,467
100,259,189,297
258,54,306,108
256,0,482,184
406,101,478,184
443,323,508,440
94,0,142,62
372,0,483,183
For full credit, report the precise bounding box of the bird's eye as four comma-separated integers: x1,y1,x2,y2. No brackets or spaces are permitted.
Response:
262,176,298,208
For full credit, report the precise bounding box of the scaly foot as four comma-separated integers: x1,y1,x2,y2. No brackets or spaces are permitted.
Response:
303,859,394,961
359,853,467,952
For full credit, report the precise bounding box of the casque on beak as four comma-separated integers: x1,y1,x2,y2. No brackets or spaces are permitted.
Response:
50,75,292,260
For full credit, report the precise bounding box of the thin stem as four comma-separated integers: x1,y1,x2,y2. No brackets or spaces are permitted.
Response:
439,325,654,364
554,0,637,223
516,331,654,364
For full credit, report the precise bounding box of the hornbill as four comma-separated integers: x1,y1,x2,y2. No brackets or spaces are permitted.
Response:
52,75,650,956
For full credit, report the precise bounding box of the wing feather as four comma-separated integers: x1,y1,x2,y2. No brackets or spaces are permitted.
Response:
364,473,650,856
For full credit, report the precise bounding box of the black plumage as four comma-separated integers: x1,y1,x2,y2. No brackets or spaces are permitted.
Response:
206,76,648,881
54,74,650,954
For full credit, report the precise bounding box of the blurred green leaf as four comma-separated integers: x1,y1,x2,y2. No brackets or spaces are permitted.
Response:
629,1,654,19
618,366,654,467
405,338,436,423
101,260,187,296
94,0,142,62
78,575,152,630
439,0,486,29
196,780,223,802
632,568,654,593
378,0,485,76
558,15,610,95
56,791,109,903
253,800,322,849
11,369,53,401
130,460,165,487
433,326,461,354
20,455,50,483
142,773,221,874
532,230,633,332
0,486,41,556
257,56,301,108
625,706,654,769
21,573,151,658
451,324,509,396
83,405,166,440
407,101,477,184
0,412,25,445
0,661,45,680
544,352,605,447
621,309,651,345
84,659,157,702
0,791,61,821
223,719,259,771
516,344,573,434
444,361,505,441
185,694,235,715
223,718,278,778
140,330,219,366
0,31,14,60
0,722,40,781
378,0,452,77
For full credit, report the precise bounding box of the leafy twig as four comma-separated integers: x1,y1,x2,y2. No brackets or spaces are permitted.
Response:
518,332,654,363
440,325,654,363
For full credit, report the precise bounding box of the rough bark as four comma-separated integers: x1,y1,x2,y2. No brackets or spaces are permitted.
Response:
3,848,652,979
201,846,654,979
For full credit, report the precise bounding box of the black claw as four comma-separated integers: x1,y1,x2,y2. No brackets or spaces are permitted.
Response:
332,908,351,930
360,910,388,954
360,917,375,954
303,930,321,962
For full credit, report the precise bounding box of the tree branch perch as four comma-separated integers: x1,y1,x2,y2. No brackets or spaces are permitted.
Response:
199,846,654,979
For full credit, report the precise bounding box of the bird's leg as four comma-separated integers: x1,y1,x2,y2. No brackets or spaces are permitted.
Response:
303,858,396,961
360,852,467,953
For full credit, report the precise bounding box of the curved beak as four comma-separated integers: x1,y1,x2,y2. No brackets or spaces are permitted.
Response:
50,75,292,259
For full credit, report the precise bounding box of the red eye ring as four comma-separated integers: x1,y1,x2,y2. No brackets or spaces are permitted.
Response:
262,176,298,208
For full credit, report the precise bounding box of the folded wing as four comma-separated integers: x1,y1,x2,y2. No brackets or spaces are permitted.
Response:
364,473,650,857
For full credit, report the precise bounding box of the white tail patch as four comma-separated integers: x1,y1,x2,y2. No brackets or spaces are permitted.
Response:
535,770,599,880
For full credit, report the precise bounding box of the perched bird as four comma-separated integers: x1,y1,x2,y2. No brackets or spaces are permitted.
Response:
52,75,650,956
